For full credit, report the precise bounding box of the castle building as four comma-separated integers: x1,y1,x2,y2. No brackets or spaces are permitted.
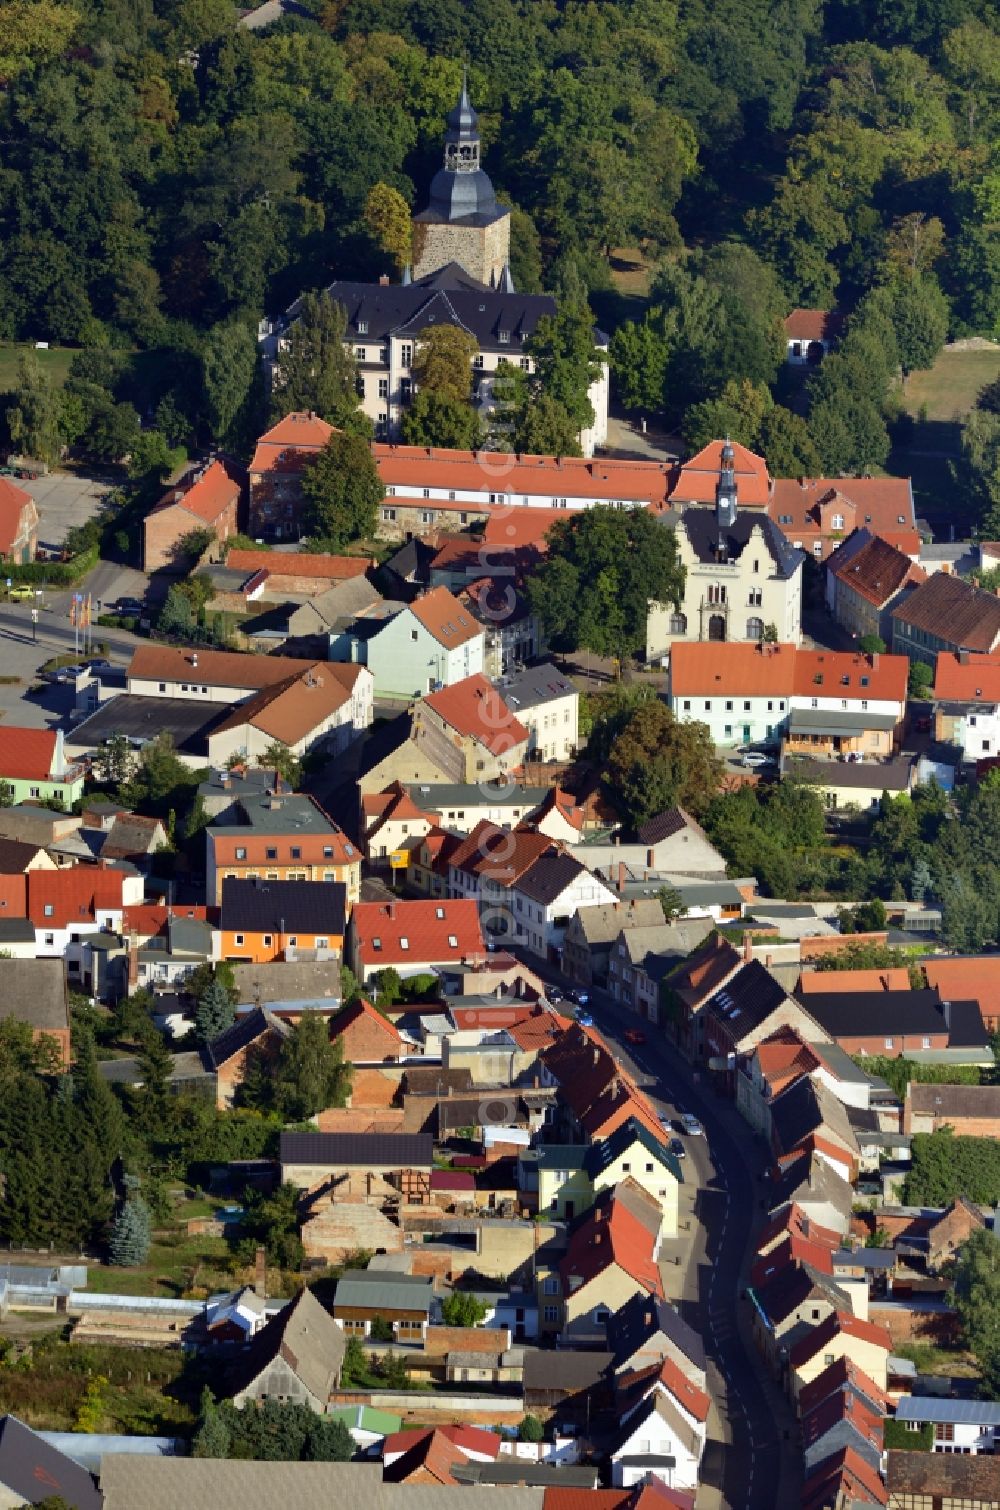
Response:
259,82,609,457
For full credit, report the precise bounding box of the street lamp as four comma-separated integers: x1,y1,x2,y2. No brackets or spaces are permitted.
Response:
30,608,38,643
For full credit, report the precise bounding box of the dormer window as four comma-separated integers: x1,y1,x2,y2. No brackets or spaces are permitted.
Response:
831,514,844,530
357,320,368,334
498,330,510,345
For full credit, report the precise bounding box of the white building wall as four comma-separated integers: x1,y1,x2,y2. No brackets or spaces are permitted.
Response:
516,692,579,763
671,691,790,748
366,612,485,699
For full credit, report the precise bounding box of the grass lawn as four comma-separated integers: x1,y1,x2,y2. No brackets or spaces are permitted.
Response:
902,346,1000,422
83,1231,237,1300
0,1330,207,1434
893,1339,980,1378
0,341,75,391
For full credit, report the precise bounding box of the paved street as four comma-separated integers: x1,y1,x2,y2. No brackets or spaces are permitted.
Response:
510,951,802,1510
0,603,143,728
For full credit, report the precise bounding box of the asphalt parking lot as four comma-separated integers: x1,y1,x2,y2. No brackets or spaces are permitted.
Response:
21,471,112,549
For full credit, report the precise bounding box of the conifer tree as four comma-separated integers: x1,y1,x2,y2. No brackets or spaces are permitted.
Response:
109,1182,152,1266
197,976,235,1043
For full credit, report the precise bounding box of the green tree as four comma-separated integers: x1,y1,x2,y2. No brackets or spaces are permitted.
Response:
887,275,950,381
411,325,478,403
518,1414,544,1443
196,976,235,1043
95,733,137,790
909,661,933,697
606,702,724,826
525,508,684,661
158,584,197,638
108,1181,152,1266
273,1016,352,1121
440,1291,488,1327
300,432,383,550
858,634,886,655
401,390,484,450
362,182,412,274
526,272,602,435
610,317,671,413
193,1388,231,1459
7,354,62,465
203,320,257,443
272,292,361,428
258,742,302,788
758,406,822,478
656,884,684,924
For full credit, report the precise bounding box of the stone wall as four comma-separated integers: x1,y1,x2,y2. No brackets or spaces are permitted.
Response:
412,213,510,286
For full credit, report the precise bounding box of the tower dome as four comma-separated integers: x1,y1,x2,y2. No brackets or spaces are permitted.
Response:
425,74,499,223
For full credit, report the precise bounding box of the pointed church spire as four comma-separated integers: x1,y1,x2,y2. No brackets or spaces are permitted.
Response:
401,264,412,285
497,261,516,294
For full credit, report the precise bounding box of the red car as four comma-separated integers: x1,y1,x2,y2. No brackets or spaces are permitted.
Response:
623,1027,646,1045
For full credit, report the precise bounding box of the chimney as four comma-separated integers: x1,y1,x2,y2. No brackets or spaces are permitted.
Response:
618,861,626,895
765,953,774,968
379,274,390,286
592,1047,600,1066
126,939,139,990
594,1231,603,1244
959,650,970,665
871,653,879,671
254,1245,267,1297
644,1308,653,1326
743,933,753,963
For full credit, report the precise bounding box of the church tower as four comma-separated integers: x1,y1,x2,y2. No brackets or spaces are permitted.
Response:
411,75,511,287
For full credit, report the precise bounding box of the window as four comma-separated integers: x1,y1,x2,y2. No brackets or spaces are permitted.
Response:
474,354,484,369
448,934,458,946
29,786,40,798
383,507,396,521
235,934,244,946
355,346,366,361
235,847,247,861
263,934,272,947
708,583,727,604
498,329,510,344
266,847,277,861
752,559,760,573
743,700,751,712
543,1276,559,1294
725,700,734,711
159,681,166,692
316,937,328,949
831,513,844,530
400,343,412,367
290,847,301,860
748,588,762,607
377,378,388,399
372,937,382,951
683,699,691,711
400,937,409,950
44,933,54,946
44,903,54,918
669,611,687,635
357,320,367,334
436,906,445,918
421,511,432,524
724,724,732,738
885,1037,894,1049
520,357,530,371
543,1305,559,1323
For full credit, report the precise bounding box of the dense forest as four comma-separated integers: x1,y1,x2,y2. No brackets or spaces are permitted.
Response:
1,0,999,490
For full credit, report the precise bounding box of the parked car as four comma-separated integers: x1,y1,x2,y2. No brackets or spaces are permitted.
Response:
668,1137,686,1160
88,658,115,674
111,597,143,617
546,986,564,1004
741,750,774,769
568,987,590,1006
575,1010,594,1028
679,1112,704,1137
623,1027,646,1045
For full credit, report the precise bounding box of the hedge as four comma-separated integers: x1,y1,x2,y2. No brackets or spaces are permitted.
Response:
2,545,99,586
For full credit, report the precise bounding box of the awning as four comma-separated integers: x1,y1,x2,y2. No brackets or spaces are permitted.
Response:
788,707,897,737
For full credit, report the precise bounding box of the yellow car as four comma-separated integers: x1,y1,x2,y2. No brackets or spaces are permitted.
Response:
8,584,35,602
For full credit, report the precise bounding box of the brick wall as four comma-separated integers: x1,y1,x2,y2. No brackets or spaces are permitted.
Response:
143,497,239,573
333,1013,401,1064
800,931,889,960
869,1303,959,1346
836,1032,949,1058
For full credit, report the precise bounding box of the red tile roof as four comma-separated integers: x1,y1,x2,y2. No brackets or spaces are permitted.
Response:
922,956,1000,1023
374,443,672,507
751,1233,834,1288
226,549,370,581
408,586,484,649
540,1023,663,1141
330,996,402,1045
756,1203,843,1258
0,727,58,781
448,819,555,884
801,1445,888,1510
384,1424,500,1463
753,1027,824,1097
798,968,910,994
123,904,210,939
784,309,842,343
670,642,796,698
27,868,125,927
350,898,485,968
792,648,908,704
933,650,1000,702
797,1356,889,1419
560,1182,664,1297
482,508,565,552
893,572,1000,652
770,477,917,554
829,532,925,606
668,440,771,507
153,458,241,525
644,1356,711,1423
250,412,334,472
208,663,365,747
129,644,315,691
422,674,528,754
0,477,35,555
789,1311,892,1370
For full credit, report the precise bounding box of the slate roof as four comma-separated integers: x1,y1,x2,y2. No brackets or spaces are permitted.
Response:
521,1348,613,1392
637,807,701,846
207,1007,289,1070
585,1116,683,1185
769,1076,859,1159
677,507,802,579
606,1294,706,1375
498,662,577,712
315,270,557,352
908,1081,1000,1118
0,1414,101,1510
705,959,795,1041
516,852,593,906
281,1131,434,1170
791,988,946,1039
220,876,346,935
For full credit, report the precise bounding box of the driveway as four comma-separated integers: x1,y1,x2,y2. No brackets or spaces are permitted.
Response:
21,471,113,551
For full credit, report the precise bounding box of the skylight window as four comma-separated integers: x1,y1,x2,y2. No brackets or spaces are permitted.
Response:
372,937,382,951
400,937,410,950
448,934,458,947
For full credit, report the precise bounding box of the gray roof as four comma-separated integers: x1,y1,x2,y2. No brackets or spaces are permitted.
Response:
516,852,590,906
404,781,549,811
782,754,914,792
225,1287,345,1405
453,1463,599,1488
788,708,898,736
522,1348,612,1390
0,1415,101,1510
97,1051,211,1087
679,506,803,579
232,959,342,1008
803,1421,881,1477
606,1294,706,1373
0,836,45,871
895,1396,1000,1426
281,1131,434,1170
496,662,577,712
832,1248,897,1271
67,694,227,757
99,1459,545,1510
211,791,348,840
220,876,346,936
334,1270,434,1314
0,958,68,1030
207,1007,290,1071
316,272,556,355
0,918,36,944
573,899,665,946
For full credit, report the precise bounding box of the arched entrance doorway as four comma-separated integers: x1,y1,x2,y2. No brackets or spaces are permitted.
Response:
708,614,726,642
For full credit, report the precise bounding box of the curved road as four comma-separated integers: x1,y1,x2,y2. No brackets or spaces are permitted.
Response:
525,958,801,1510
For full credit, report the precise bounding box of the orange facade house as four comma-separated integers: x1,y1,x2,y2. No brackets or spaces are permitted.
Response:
206,792,361,907
219,876,346,964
